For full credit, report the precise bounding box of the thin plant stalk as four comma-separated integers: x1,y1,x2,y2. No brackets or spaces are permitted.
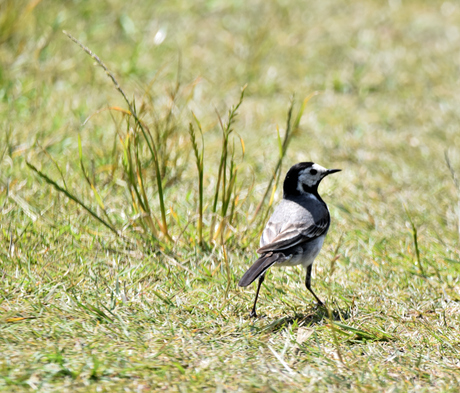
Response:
189,115,204,246
64,31,171,242
36,141,67,190
252,92,318,223
26,162,118,235
78,136,115,228
210,85,246,241
404,205,425,277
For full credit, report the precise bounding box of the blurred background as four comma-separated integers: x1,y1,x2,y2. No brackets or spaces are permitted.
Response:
2,0,460,226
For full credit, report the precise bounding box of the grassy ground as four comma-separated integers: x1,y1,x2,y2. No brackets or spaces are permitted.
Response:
2,0,460,391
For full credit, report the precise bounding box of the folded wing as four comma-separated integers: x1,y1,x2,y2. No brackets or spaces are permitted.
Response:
257,217,329,254
238,217,329,287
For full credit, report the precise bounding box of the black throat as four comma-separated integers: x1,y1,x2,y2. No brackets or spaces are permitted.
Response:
282,162,330,207
283,167,320,196
283,172,326,206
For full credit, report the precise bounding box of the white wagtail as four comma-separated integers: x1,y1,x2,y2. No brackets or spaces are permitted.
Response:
238,162,341,318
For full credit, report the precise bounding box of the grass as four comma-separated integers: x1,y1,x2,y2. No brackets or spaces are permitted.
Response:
1,0,460,391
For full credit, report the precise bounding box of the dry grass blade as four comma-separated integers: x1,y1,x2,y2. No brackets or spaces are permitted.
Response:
189,115,204,246
404,204,425,277
26,161,119,235
333,322,394,343
36,140,67,190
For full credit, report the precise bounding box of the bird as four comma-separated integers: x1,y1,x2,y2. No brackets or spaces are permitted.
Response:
238,162,341,318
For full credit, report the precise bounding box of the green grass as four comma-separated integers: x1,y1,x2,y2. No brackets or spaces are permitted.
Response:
2,0,460,391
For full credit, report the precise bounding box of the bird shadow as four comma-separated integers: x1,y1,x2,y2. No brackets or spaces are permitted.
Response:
250,305,352,334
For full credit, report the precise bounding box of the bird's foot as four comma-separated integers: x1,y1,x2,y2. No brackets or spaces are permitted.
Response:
315,301,325,310
249,309,258,318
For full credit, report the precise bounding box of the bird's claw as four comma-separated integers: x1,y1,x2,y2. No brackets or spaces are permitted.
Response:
315,301,325,310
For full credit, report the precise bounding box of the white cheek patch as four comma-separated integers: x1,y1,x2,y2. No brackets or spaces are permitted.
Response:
296,163,327,191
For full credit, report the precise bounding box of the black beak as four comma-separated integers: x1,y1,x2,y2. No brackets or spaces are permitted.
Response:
326,169,341,175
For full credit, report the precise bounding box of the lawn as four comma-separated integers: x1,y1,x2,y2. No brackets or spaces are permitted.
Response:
1,0,460,391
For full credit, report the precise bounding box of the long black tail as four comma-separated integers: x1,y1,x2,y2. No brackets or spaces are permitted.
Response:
238,253,284,287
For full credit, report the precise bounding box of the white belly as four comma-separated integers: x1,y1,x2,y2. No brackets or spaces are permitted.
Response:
275,235,325,268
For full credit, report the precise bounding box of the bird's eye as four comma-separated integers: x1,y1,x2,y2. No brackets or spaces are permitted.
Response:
310,169,317,175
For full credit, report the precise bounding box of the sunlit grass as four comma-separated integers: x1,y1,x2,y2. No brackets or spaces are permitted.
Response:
1,0,460,391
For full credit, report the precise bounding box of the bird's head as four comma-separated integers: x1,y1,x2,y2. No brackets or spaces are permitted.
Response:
283,162,341,197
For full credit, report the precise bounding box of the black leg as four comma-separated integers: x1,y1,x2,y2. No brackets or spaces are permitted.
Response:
250,274,265,318
305,264,323,306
